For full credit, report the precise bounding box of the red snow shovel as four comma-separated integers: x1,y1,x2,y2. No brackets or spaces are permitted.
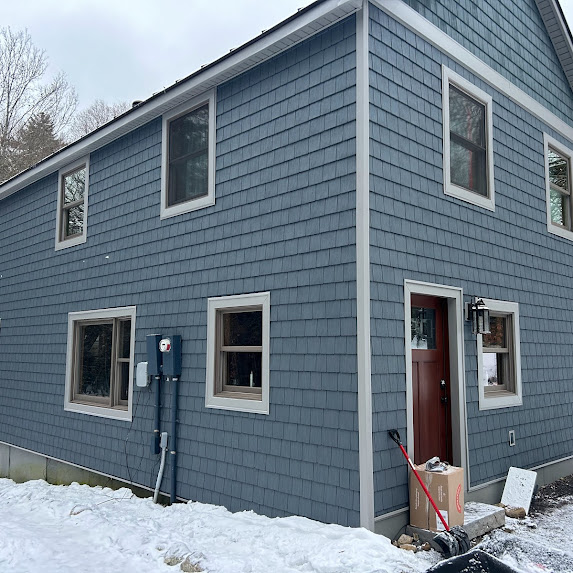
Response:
388,429,470,558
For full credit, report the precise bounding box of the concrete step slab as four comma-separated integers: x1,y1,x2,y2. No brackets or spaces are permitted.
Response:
405,502,505,543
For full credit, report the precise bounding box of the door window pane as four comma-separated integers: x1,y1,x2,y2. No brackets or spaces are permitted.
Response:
411,307,436,349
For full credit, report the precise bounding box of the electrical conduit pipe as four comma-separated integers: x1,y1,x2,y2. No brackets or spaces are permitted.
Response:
154,432,169,503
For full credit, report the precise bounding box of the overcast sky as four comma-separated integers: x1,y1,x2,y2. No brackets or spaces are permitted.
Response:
2,0,573,111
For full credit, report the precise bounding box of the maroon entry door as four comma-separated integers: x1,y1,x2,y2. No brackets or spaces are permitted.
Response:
411,295,452,465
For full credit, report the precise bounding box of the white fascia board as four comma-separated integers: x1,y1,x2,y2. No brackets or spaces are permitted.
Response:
534,0,573,93
371,0,573,144
0,0,361,202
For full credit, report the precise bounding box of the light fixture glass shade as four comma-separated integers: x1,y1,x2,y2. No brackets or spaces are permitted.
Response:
471,299,490,335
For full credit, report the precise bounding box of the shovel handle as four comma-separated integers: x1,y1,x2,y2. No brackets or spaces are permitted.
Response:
388,429,451,532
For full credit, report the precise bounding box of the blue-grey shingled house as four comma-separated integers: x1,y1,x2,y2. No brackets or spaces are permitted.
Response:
2,0,573,537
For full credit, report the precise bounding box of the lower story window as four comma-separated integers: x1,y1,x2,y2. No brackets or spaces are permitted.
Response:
206,292,270,414
65,307,136,421
477,299,522,410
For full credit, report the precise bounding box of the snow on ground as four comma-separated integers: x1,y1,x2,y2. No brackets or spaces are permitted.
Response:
476,500,573,573
0,478,436,573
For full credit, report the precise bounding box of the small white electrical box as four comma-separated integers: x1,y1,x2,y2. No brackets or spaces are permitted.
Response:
136,361,149,387
159,338,171,353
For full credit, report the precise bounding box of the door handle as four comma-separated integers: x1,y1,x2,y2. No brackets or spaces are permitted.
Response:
440,379,446,391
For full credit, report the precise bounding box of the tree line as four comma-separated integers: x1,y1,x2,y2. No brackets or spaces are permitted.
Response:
0,27,130,183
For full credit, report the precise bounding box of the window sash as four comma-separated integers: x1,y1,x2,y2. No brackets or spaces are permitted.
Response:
60,167,86,241
549,146,572,229
214,307,263,399
483,314,514,394
449,86,488,197
71,317,131,409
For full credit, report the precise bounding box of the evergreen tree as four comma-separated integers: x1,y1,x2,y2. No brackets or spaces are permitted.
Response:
10,113,63,176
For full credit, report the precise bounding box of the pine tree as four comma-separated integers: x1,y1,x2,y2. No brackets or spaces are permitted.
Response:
9,113,63,176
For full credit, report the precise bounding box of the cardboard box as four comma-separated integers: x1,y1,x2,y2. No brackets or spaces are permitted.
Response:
409,464,464,531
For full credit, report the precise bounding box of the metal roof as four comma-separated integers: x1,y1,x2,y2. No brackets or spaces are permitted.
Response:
0,0,360,201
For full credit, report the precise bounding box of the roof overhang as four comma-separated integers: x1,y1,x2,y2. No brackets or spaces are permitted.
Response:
535,0,573,93
0,0,361,201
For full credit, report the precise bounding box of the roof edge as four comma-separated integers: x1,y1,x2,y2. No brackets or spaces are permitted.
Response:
534,0,573,94
0,0,361,201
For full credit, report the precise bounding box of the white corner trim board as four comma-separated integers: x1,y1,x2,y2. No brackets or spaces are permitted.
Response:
355,0,375,532
372,0,573,145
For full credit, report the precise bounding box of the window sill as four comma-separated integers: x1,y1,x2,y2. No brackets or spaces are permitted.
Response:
444,182,495,211
547,222,573,242
206,393,269,415
55,234,87,251
160,194,215,220
64,401,132,421
479,389,522,410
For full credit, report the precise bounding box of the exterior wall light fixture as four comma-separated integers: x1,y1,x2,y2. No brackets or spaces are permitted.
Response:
466,298,490,335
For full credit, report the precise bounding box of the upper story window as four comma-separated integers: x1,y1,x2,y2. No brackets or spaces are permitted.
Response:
476,299,522,410
64,306,136,421
55,157,89,250
442,67,495,211
544,133,573,241
205,292,270,415
161,90,216,219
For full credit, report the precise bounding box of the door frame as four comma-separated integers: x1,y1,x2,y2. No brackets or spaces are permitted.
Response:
404,280,468,488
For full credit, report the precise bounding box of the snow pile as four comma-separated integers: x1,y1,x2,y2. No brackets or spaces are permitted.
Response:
0,479,433,573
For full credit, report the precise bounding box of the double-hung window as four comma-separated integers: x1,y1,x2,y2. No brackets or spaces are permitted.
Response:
443,67,495,211
64,307,136,421
206,292,270,414
56,157,89,249
544,134,573,241
161,90,216,219
476,299,522,410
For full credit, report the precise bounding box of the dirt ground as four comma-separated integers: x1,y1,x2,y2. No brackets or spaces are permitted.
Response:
529,474,573,514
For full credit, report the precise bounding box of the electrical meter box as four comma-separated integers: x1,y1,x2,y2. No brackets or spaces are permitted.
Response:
146,334,163,376
162,335,182,377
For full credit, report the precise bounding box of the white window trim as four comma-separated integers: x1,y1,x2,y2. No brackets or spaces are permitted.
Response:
477,299,522,410
64,306,136,421
205,292,270,415
55,156,89,251
442,66,495,212
544,133,573,241
160,89,216,219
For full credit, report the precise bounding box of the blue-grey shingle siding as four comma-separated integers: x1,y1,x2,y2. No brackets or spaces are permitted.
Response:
0,15,360,526
400,0,573,124
369,3,573,517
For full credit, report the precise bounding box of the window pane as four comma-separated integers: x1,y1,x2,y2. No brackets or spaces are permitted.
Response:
63,167,85,204
119,361,130,402
79,323,112,397
450,140,487,196
483,315,506,349
549,148,569,191
550,188,568,226
65,204,84,237
482,352,505,386
169,105,209,161
223,311,262,346
224,352,262,387
449,86,485,147
118,320,131,359
411,307,436,349
168,152,208,205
